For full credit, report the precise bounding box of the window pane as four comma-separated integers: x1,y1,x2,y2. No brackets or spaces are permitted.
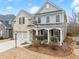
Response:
41,30,43,35
56,15,60,22
19,17,25,24
34,17,36,20
51,30,53,36
38,17,41,23
19,17,21,24
46,16,50,23
23,17,25,24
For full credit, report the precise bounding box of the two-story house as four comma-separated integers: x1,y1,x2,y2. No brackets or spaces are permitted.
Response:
13,1,67,45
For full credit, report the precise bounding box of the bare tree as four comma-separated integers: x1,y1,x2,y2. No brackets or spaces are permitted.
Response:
72,4,79,35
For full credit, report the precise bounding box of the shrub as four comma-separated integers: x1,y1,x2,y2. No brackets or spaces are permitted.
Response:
67,32,72,36
49,36,58,50
32,35,48,48
32,35,43,48
35,35,44,41
0,36,3,40
51,36,58,43
64,36,73,45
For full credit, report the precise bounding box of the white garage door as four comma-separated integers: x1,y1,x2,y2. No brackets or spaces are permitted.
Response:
16,32,27,43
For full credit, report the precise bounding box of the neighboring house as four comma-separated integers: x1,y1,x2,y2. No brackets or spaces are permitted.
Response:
0,14,15,38
0,20,13,38
13,1,67,45
0,21,6,38
3,20,13,38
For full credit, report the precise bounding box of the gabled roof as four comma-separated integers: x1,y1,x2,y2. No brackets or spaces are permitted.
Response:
13,9,32,23
36,1,63,14
17,9,32,17
3,21,11,27
0,20,11,27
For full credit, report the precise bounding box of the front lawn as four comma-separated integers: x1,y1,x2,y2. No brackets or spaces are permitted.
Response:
0,48,78,59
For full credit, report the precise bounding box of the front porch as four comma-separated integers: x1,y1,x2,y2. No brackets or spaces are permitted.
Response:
28,28,63,46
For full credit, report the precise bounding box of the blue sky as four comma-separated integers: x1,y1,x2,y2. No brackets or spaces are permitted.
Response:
0,0,78,17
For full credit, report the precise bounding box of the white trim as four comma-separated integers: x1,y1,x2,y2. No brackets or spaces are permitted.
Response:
36,1,63,14
47,29,50,43
60,30,63,46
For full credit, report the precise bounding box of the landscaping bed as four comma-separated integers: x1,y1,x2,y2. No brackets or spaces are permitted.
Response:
24,35,73,57
25,44,73,57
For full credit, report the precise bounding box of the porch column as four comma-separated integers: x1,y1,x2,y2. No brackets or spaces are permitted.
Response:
60,30,63,46
30,30,33,41
13,32,15,40
47,30,50,44
36,30,38,36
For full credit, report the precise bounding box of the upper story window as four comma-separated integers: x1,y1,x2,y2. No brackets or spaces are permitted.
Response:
38,17,41,23
56,15,60,22
19,17,21,24
23,17,25,24
19,17,25,24
46,16,50,23
34,17,36,20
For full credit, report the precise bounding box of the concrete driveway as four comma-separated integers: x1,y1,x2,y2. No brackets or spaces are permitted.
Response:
0,40,26,53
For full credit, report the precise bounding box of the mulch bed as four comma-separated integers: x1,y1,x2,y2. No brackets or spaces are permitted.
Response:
24,45,73,57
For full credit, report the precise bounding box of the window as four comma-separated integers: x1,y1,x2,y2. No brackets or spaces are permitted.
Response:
38,17,41,23
23,17,25,24
46,16,50,23
56,15,60,22
51,30,53,36
41,30,43,35
19,17,21,24
19,17,25,24
34,17,36,20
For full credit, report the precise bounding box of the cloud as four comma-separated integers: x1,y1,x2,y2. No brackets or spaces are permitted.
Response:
6,6,13,10
72,0,79,7
29,6,40,14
